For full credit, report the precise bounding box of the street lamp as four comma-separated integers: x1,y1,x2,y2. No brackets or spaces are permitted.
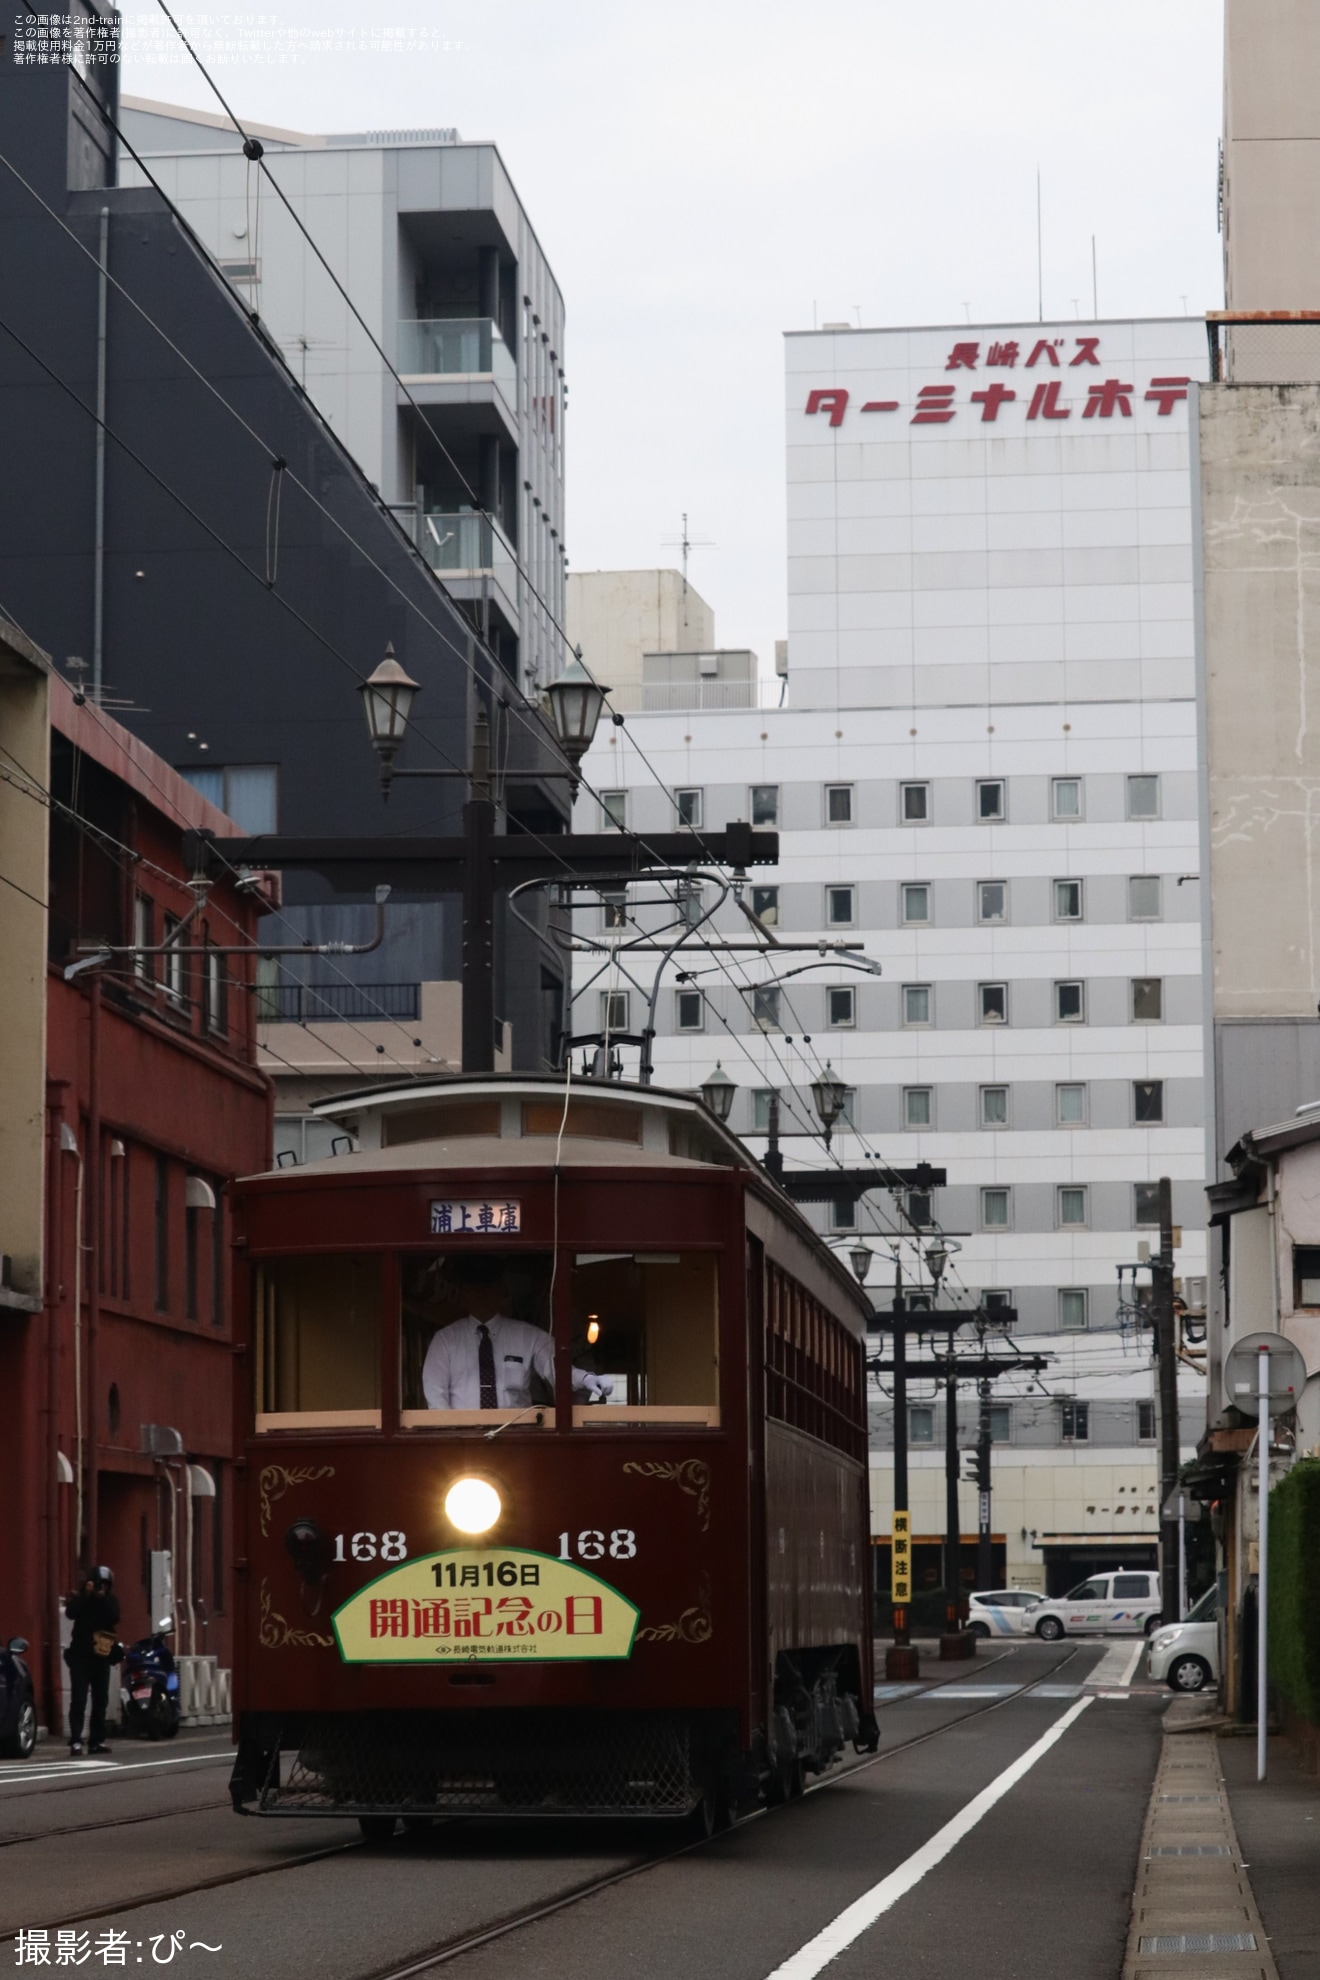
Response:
700,1062,735,1123
544,652,609,765
358,643,420,793
848,1242,873,1286
811,1061,848,1148
925,1238,949,1292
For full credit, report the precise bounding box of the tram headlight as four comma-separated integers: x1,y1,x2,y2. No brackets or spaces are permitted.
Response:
444,1476,502,1536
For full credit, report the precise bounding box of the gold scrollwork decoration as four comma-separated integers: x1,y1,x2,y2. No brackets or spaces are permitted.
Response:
258,1463,335,1539
621,1458,710,1532
258,1579,333,1651
636,1575,712,1646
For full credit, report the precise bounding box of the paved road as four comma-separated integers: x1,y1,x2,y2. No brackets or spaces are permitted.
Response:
0,1638,1166,1979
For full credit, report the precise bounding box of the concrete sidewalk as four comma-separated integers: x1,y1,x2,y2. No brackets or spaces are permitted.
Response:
1220,1734,1320,1980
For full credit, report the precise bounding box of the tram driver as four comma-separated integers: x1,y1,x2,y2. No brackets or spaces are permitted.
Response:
421,1257,612,1410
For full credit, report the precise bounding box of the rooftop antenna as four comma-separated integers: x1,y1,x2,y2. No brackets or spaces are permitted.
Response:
661,513,714,618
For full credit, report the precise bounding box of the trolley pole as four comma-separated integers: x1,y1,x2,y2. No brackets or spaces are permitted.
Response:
1155,1175,1181,1625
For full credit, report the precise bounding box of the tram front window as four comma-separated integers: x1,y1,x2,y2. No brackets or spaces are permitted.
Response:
256,1255,381,1430
570,1251,719,1426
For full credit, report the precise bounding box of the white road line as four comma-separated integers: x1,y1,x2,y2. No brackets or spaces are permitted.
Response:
1116,1640,1145,1687
763,1698,1093,1980
0,1750,231,1791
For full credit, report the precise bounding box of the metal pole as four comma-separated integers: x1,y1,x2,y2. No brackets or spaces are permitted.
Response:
1178,1494,1187,1621
1258,1343,1269,1783
461,705,496,1073
93,207,108,702
892,1281,908,1649
944,1333,960,1630
1156,1175,1181,1624
977,1378,993,1593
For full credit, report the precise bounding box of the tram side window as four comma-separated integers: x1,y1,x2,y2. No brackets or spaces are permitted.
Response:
571,1252,719,1425
256,1255,381,1428
401,1251,603,1424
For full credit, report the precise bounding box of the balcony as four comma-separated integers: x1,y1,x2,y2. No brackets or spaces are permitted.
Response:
398,317,516,409
390,507,519,629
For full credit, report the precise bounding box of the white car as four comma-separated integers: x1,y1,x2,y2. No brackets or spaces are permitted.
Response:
966,1589,1045,1638
1146,1585,1220,1692
1032,1569,1162,1639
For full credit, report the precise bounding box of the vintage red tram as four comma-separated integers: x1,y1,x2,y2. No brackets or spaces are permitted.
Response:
227,1076,877,1833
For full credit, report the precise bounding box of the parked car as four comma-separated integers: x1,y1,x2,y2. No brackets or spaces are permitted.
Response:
967,1589,1045,1638
1033,1570,1162,1640
0,1635,37,1760
1147,1585,1220,1692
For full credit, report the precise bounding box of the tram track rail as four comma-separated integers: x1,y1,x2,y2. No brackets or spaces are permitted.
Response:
0,1642,1088,1956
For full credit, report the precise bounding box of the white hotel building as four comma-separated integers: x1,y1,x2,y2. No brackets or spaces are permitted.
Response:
573,317,1209,1596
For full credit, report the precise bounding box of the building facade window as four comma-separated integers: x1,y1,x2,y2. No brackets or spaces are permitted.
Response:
981,1086,1008,1127
1054,879,1083,921
981,1187,1009,1229
600,887,627,931
1134,1183,1161,1227
162,915,186,1009
676,989,704,1032
752,985,781,1031
133,894,153,982
978,880,1007,922
751,784,779,826
204,943,226,1036
979,982,1007,1024
751,885,779,926
903,984,931,1026
600,789,627,831
1058,1186,1088,1228
984,1289,1013,1315
679,879,704,927
902,883,930,925
1295,1246,1320,1305
1134,1079,1164,1123
989,1403,1011,1443
180,763,278,834
752,1089,774,1132
827,886,855,926
1132,977,1163,1022
825,784,853,825
1127,774,1160,819
1052,777,1082,820
909,1404,935,1444
675,788,702,828
154,1155,169,1312
1061,1400,1089,1441
1059,1288,1088,1331
827,986,855,1027
1055,981,1085,1023
1056,1082,1087,1125
903,1087,932,1129
1129,875,1161,920
1137,1400,1156,1440
600,990,630,1031
977,779,1005,821
907,1190,933,1228
902,782,929,822
830,1197,856,1231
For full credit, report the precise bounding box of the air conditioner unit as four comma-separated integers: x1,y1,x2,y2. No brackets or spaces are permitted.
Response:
697,652,719,677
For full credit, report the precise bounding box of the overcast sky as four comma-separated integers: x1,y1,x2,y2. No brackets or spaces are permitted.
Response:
123,1,1225,672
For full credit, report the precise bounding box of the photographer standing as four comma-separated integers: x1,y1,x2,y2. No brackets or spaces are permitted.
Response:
64,1567,120,1756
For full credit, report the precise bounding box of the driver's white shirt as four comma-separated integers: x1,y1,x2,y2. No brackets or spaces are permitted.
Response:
420,1313,609,1409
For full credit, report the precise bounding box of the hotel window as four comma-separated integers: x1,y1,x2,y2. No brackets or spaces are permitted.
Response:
978,982,1007,1025
600,789,627,831
600,990,630,1032
984,1289,1013,1315
977,779,1005,821
752,985,781,1031
751,885,779,927
827,886,855,926
830,1197,856,1231
1133,1079,1164,1124
978,880,1006,922
902,782,929,822
827,986,855,1028
1127,774,1160,820
750,784,779,827
675,788,702,829
1056,1083,1087,1126
981,1086,1008,1128
1134,1183,1161,1227
981,1188,1010,1229
908,1191,933,1228
1059,1288,1088,1332
1055,981,1085,1024
1054,879,1083,922
1058,1186,1088,1228
600,887,627,931
679,879,705,927
989,1404,1012,1443
1132,977,1163,1022
1061,1400,1089,1442
1129,875,1161,921
902,883,930,925
1137,1400,1157,1440
904,1087,932,1130
676,989,704,1032
1052,777,1082,820
1295,1247,1320,1305
752,1089,774,1132
909,1404,935,1444
825,784,854,825
903,984,931,1027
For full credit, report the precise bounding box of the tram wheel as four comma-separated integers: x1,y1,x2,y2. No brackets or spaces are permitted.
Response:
357,1816,398,1845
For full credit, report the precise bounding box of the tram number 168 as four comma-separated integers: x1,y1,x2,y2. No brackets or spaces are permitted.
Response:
558,1529,637,1562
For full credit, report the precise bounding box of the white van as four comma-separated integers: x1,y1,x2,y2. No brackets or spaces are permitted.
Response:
1032,1569,1162,1639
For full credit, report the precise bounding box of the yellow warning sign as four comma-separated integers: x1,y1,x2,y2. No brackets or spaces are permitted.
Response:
332,1548,640,1664
891,1511,912,1604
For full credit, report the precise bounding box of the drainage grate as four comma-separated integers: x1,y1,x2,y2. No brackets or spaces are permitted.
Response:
1138,1934,1256,1955
1148,1844,1233,1857
1158,1792,1218,1802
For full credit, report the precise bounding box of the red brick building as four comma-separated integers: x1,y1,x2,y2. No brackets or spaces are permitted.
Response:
0,668,271,1730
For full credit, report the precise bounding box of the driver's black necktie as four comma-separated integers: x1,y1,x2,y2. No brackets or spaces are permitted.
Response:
477,1322,498,1409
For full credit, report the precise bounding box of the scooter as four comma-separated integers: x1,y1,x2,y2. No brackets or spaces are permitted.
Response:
119,1621,180,1740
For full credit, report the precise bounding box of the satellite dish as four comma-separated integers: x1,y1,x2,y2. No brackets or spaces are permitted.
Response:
1223,1332,1308,1418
